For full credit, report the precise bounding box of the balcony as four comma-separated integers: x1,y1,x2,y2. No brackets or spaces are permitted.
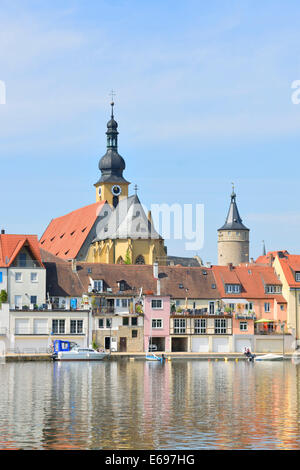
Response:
235,313,256,320
92,307,115,315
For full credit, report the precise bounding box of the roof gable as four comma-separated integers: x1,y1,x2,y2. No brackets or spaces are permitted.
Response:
0,234,43,267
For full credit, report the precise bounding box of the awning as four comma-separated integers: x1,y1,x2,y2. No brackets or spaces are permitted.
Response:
222,298,248,304
255,318,274,323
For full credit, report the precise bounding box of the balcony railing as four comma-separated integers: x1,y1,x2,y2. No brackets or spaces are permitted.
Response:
235,313,256,320
92,307,115,315
14,328,86,335
170,327,232,335
10,260,43,268
171,309,232,317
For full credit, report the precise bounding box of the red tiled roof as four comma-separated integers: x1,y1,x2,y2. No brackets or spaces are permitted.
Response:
277,254,300,288
39,201,106,260
256,250,289,265
0,234,43,267
212,265,286,301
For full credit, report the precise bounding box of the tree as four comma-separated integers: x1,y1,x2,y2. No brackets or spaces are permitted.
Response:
124,248,131,265
0,290,7,303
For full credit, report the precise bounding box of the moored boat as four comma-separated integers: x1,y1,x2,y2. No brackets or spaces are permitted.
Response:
56,346,109,361
146,352,163,362
255,353,283,361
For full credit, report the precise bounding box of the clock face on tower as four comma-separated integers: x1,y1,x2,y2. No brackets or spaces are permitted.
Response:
111,185,122,196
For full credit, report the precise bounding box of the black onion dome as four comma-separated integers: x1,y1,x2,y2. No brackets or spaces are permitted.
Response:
95,102,129,185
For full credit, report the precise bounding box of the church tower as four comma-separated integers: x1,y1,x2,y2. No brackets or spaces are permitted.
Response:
218,187,250,266
94,101,129,208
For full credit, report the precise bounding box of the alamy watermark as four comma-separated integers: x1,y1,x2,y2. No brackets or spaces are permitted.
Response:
95,201,204,251
0,80,6,104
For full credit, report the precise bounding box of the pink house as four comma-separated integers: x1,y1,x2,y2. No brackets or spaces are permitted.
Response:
143,295,171,352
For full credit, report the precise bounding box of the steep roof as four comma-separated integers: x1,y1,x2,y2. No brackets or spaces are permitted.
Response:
94,194,161,241
0,234,43,268
275,253,300,288
256,250,289,265
218,191,249,231
212,265,286,302
39,201,107,260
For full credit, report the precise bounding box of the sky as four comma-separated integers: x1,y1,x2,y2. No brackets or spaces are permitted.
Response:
1,0,300,264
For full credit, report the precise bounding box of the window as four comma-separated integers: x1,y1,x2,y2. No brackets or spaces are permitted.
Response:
240,321,248,331
15,272,22,282
30,296,37,305
98,319,104,329
296,272,300,282
151,299,162,309
94,280,103,292
152,319,163,329
264,302,270,313
280,305,284,311
19,253,26,267
122,317,129,326
31,272,38,283
132,330,138,338
135,255,145,265
265,285,282,294
119,281,125,291
209,301,215,315
248,302,253,310
106,318,111,328
194,318,206,334
174,318,186,334
70,320,83,334
52,320,65,334
14,295,22,308
225,284,241,294
122,299,129,308
115,299,120,307
229,303,235,311
215,318,227,334
131,317,138,326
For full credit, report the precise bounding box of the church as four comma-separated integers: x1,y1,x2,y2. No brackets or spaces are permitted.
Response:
40,101,167,265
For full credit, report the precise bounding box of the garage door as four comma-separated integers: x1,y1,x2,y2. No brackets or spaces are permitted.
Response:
235,338,252,353
213,337,229,352
192,337,209,352
33,319,48,334
256,339,282,353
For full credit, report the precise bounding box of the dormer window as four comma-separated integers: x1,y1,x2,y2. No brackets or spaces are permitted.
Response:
225,284,241,294
93,280,103,292
118,280,126,291
296,272,300,282
265,285,282,294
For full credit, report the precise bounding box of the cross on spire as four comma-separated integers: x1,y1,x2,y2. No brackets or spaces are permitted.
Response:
109,90,116,118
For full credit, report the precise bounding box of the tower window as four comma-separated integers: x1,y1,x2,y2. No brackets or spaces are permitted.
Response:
113,196,119,208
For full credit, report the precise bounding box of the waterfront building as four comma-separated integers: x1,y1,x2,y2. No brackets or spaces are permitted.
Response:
212,263,289,353
257,250,300,348
144,294,171,352
218,187,250,266
40,102,167,265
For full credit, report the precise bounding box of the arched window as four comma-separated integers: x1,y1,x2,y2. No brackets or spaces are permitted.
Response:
135,255,145,265
113,195,119,208
117,256,124,264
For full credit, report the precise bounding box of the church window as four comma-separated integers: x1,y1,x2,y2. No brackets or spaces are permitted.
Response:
135,255,145,265
117,256,124,264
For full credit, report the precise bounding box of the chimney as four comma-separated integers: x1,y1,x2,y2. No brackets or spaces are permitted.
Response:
71,259,77,273
1,229,5,234
148,210,153,223
153,262,158,280
228,262,233,271
206,262,211,268
269,254,274,266
250,257,254,264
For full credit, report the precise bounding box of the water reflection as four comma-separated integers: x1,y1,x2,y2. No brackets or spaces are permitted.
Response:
0,360,299,449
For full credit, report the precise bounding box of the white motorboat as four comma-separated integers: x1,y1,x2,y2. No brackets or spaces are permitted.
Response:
146,352,163,362
56,347,109,361
255,353,283,361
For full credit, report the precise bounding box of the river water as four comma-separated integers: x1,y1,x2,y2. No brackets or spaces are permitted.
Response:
0,359,299,450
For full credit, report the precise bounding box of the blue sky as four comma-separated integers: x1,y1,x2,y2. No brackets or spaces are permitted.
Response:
1,0,300,264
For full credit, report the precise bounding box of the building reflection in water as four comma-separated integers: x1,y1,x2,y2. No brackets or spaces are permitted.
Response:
0,360,299,449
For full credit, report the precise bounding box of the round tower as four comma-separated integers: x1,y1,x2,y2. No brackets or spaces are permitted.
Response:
218,187,249,266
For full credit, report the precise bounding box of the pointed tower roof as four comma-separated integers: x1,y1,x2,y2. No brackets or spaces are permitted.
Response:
95,101,129,185
218,186,249,231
